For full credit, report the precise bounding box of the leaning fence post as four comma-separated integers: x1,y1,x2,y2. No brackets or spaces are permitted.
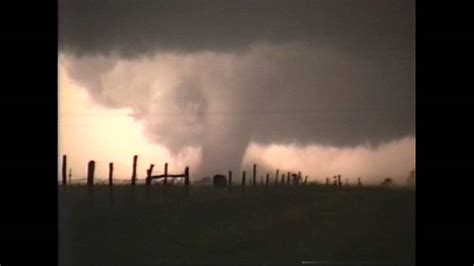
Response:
253,164,257,187
109,162,114,186
146,164,154,185
304,175,308,185
87,160,95,186
62,155,67,186
242,171,246,189
131,155,138,186
228,170,232,189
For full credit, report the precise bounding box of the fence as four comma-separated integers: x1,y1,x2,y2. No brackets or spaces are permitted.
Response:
60,154,362,189
61,155,189,188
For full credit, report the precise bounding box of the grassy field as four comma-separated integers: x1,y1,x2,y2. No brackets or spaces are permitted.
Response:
59,184,415,265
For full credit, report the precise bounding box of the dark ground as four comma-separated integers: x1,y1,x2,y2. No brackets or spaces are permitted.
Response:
58,184,415,265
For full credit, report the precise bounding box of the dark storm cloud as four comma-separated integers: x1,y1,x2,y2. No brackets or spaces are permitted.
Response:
59,0,414,176
59,0,414,57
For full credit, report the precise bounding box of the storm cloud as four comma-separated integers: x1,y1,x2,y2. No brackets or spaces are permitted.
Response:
59,0,415,178
59,0,414,57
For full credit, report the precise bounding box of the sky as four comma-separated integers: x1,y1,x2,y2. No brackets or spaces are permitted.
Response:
58,0,415,184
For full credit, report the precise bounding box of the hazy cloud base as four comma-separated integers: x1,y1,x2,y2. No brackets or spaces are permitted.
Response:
243,137,414,185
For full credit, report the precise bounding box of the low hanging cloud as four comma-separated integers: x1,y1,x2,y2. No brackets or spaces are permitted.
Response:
243,137,415,185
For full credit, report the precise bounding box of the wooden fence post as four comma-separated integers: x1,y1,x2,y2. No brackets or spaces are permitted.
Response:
338,175,342,188
146,164,154,185
62,155,67,186
242,171,246,189
358,177,362,187
304,175,308,185
164,162,168,187
87,160,95,186
253,164,257,187
68,169,72,184
298,171,302,185
184,166,190,188
150,164,155,182
228,170,232,189
131,155,138,186
108,163,114,205
265,173,269,188
109,162,114,186
286,172,291,186
275,169,279,186
281,174,285,185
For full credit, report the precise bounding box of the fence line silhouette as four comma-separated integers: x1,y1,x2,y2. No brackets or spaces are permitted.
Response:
60,154,362,189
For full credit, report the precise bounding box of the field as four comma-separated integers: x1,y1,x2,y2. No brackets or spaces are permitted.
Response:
59,184,415,265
